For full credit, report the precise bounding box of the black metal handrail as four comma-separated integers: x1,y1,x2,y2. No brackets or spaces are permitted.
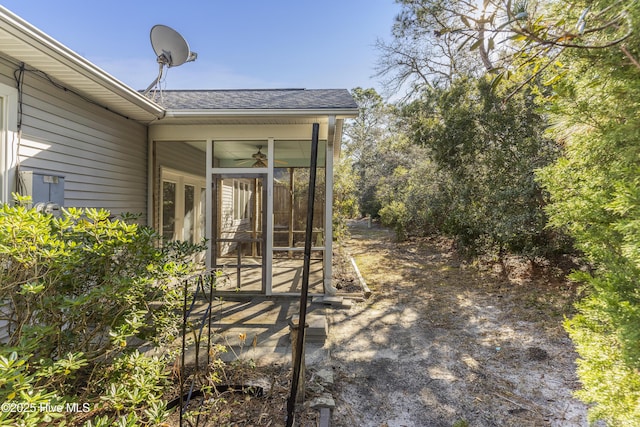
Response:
178,268,219,427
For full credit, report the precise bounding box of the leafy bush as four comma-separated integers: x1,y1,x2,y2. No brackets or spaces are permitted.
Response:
0,196,203,425
535,5,640,420
379,200,408,239
333,158,359,242
97,351,173,424
378,77,564,256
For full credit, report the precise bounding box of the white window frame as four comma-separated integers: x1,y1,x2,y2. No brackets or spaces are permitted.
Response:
233,178,252,222
160,167,206,243
0,82,18,205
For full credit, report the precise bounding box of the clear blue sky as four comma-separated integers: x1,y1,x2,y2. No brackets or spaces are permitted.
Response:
1,0,400,93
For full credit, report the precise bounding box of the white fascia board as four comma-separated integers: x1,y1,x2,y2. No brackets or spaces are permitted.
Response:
0,6,165,119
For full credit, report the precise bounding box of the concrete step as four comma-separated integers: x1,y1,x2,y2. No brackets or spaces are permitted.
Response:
290,314,327,343
312,295,353,308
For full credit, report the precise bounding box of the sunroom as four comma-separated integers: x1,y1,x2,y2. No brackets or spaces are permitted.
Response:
148,89,358,297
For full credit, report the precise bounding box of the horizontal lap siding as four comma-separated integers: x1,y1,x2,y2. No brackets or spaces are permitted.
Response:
155,142,206,178
11,67,148,220
219,180,254,256
0,301,8,343
153,141,206,230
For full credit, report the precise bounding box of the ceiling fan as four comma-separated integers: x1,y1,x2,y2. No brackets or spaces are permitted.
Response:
235,146,286,168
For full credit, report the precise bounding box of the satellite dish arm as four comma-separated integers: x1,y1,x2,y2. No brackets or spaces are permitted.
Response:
142,61,165,95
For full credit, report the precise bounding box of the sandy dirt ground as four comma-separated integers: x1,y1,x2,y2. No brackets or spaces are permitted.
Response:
327,220,590,427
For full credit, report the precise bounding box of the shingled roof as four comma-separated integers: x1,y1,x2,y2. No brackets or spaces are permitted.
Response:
148,88,358,111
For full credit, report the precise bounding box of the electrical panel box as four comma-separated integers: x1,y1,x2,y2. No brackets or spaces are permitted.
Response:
19,171,65,208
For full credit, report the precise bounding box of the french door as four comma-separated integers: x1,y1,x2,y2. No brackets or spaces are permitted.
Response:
160,168,206,244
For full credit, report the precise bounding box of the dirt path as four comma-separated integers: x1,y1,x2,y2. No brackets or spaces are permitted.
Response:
327,221,590,427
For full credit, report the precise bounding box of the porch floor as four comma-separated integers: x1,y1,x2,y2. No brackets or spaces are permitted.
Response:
198,297,329,365
213,258,325,295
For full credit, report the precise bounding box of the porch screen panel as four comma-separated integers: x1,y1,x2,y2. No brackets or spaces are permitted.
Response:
270,140,327,294
273,140,326,251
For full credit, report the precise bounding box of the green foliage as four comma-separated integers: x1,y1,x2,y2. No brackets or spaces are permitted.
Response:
0,351,69,426
96,351,172,425
534,0,640,422
380,77,563,255
0,199,198,360
343,87,395,217
0,197,203,425
373,0,640,424
333,157,359,241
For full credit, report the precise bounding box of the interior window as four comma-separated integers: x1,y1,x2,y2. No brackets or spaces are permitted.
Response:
162,181,176,240
233,179,251,221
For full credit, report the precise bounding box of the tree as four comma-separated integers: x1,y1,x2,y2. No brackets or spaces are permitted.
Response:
342,87,393,217
376,0,640,423
378,0,635,99
384,76,561,254
376,0,486,95
535,1,640,422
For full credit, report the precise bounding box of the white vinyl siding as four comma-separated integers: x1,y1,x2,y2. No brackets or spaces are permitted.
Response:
234,180,251,220
155,141,206,178
0,302,8,344
219,178,253,255
154,141,207,233
0,60,148,219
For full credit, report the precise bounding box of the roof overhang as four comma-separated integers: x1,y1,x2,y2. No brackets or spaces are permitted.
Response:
0,6,165,123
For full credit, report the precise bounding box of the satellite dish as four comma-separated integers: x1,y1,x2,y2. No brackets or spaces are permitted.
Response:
150,25,197,67
143,25,197,94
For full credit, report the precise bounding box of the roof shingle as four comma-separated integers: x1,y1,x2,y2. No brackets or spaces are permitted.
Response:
147,88,358,110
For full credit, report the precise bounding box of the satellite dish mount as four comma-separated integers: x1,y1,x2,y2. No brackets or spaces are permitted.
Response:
143,25,197,95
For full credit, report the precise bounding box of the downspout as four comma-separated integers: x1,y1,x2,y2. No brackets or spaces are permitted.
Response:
146,128,154,227
324,116,338,295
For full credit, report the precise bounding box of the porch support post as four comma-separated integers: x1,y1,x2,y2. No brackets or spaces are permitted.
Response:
288,167,295,259
266,137,274,295
205,139,213,269
252,178,258,257
324,117,338,295
0,84,18,205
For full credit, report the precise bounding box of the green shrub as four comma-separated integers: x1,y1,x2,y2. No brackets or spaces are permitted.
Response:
376,77,562,256
379,200,408,240
97,351,173,424
0,196,203,425
536,15,640,420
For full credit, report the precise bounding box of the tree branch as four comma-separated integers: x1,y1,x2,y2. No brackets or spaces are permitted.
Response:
620,45,640,71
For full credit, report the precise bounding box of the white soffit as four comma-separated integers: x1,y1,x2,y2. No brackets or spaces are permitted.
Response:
0,6,164,122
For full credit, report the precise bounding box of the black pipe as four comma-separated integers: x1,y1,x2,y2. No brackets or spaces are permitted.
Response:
180,275,188,426
286,123,320,426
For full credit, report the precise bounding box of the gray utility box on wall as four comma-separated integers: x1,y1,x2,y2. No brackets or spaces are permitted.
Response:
19,171,65,208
